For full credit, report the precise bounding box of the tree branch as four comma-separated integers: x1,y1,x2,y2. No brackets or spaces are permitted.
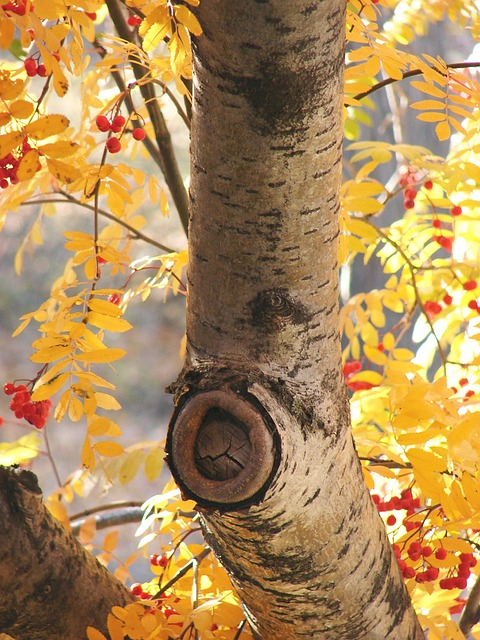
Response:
104,0,190,235
353,61,480,102
21,192,176,253
459,572,480,636
0,466,134,640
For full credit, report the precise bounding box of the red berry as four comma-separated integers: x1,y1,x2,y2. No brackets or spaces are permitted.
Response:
435,548,447,560
130,583,143,596
423,180,433,190
464,280,477,291
424,300,442,318
443,294,453,305
3,383,15,395
459,378,469,386
458,564,471,578
150,554,159,565
402,567,415,579
404,188,417,200
455,577,467,590
468,300,479,311
127,15,142,26
106,137,121,154
96,115,111,132
157,554,168,567
404,199,415,210
111,115,126,133
85,11,96,19
432,219,441,229
451,205,462,216
24,58,37,77
421,546,433,557
386,515,396,526
37,64,47,77
437,236,453,252
108,293,122,305
133,127,146,141
0,179,8,189
425,567,439,581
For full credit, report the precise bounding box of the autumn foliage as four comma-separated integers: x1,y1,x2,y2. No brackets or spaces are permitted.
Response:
1,0,480,638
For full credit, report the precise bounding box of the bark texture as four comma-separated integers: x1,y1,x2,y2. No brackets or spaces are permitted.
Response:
166,1,425,638
0,466,134,640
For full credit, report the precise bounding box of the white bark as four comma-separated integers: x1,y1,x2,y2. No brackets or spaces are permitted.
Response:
167,0,424,638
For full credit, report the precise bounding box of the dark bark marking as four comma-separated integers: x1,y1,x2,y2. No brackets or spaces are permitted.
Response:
303,485,322,507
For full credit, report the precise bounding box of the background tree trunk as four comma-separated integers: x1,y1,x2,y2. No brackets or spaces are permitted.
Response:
0,466,134,640
166,1,424,638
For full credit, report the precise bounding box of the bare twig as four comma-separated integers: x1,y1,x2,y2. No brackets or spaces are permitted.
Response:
70,507,144,535
353,61,480,102
21,193,176,253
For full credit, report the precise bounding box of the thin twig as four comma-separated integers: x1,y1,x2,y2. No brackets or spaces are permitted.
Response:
70,500,145,521
70,507,144,535
153,547,211,598
353,61,480,102
21,193,176,253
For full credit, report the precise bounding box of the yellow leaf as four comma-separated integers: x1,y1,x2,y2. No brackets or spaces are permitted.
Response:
88,417,114,436
64,231,95,251
364,345,387,366
410,99,445,111
95,392,121,410
86,311,132,333
416,112,446,122
410,81,445,98
0,433,42,465
86,627,108,640
23,114,69,140
46,157,81,184
88,299,123,317
93,441,124,457
10,99,35,120
103,530,118,553
435,120,451,141
82,438,96,471
174,4,202,35
406,448,445,473
16,149,40,182
0,131,23,158
144,447,164,481
119,450,144,485
69,396,84,422
0,17,14,49
76,348,126,363
0,112,11,126
30,345,72,363
32,372,69,401
39,141,79,158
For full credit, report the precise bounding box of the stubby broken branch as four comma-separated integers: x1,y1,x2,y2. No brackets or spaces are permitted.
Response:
0,466,134,640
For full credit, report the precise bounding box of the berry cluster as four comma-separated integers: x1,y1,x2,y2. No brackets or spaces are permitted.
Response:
3,382,52,429
24,57,49,78
0,138,41,189
342,359,376,391
399,169,463,253
95,114,146,154
373,489,477,596
150,553,168,567
424,279,480,320
2,0,32,15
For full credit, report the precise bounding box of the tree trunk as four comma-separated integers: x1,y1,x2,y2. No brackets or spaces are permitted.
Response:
0,466,134,640
166,1,424,638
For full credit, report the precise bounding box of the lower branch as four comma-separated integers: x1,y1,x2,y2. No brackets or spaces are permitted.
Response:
0,466,134,640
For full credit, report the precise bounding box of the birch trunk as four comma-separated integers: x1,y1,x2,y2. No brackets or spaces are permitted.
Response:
166,1,424,638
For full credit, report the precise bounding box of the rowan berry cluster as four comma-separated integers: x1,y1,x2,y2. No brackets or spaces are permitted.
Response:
424,279,480,320
150,553,169,567
3,382,52,429
0,138,40,189
342,359,376,391
400,168,463,253
2,0,31,15
373,489,477,596
24,57,49,78
95,114,146,154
